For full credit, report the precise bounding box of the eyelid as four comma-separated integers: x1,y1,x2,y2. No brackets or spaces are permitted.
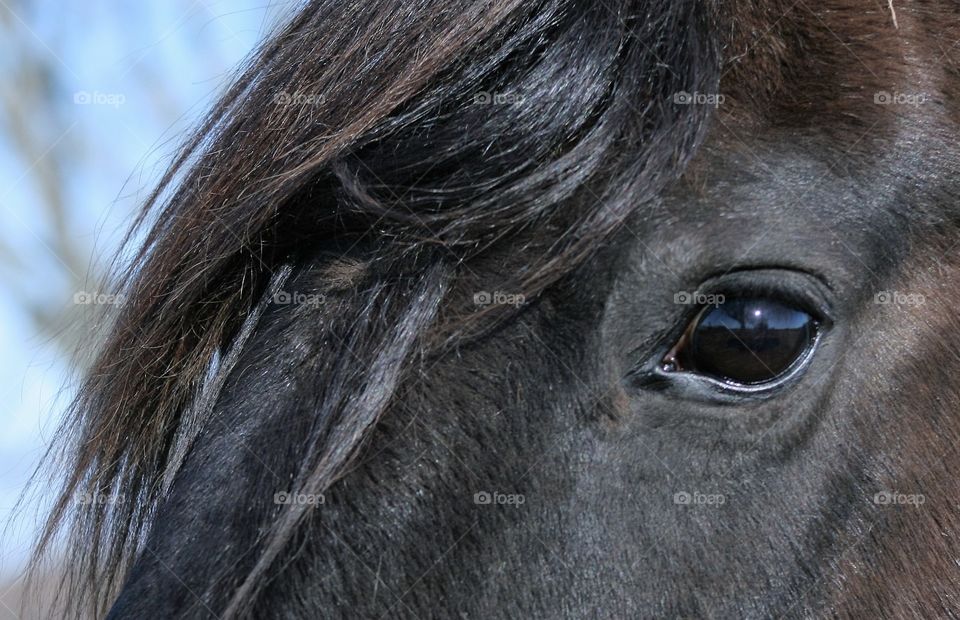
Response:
691,270,833,326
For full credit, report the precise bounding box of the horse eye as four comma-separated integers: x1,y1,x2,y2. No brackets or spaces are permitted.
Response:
663,297,818,385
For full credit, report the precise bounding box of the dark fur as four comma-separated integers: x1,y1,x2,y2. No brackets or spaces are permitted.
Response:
28,0,960,617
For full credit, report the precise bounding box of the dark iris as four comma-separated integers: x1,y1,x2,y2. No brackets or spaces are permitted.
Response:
668,297,817,385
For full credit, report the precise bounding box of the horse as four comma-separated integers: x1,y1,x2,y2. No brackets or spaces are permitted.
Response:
28,0,960,617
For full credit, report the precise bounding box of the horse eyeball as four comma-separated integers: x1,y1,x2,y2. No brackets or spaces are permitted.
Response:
666,297,818,385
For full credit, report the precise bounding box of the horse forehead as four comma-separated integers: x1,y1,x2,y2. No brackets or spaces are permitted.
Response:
718,0,960,133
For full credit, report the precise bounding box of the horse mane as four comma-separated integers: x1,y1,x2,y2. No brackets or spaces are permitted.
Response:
28,0,720,616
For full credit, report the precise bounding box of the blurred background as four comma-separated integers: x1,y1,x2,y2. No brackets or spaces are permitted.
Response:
0,1,291,615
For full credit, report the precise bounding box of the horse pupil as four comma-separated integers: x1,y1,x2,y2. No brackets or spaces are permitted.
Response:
688,298,816,384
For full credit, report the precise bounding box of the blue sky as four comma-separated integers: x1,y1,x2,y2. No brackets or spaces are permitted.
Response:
0,0,288,581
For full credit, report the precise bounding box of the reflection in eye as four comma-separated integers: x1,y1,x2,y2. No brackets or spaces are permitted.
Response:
663,297,818,385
